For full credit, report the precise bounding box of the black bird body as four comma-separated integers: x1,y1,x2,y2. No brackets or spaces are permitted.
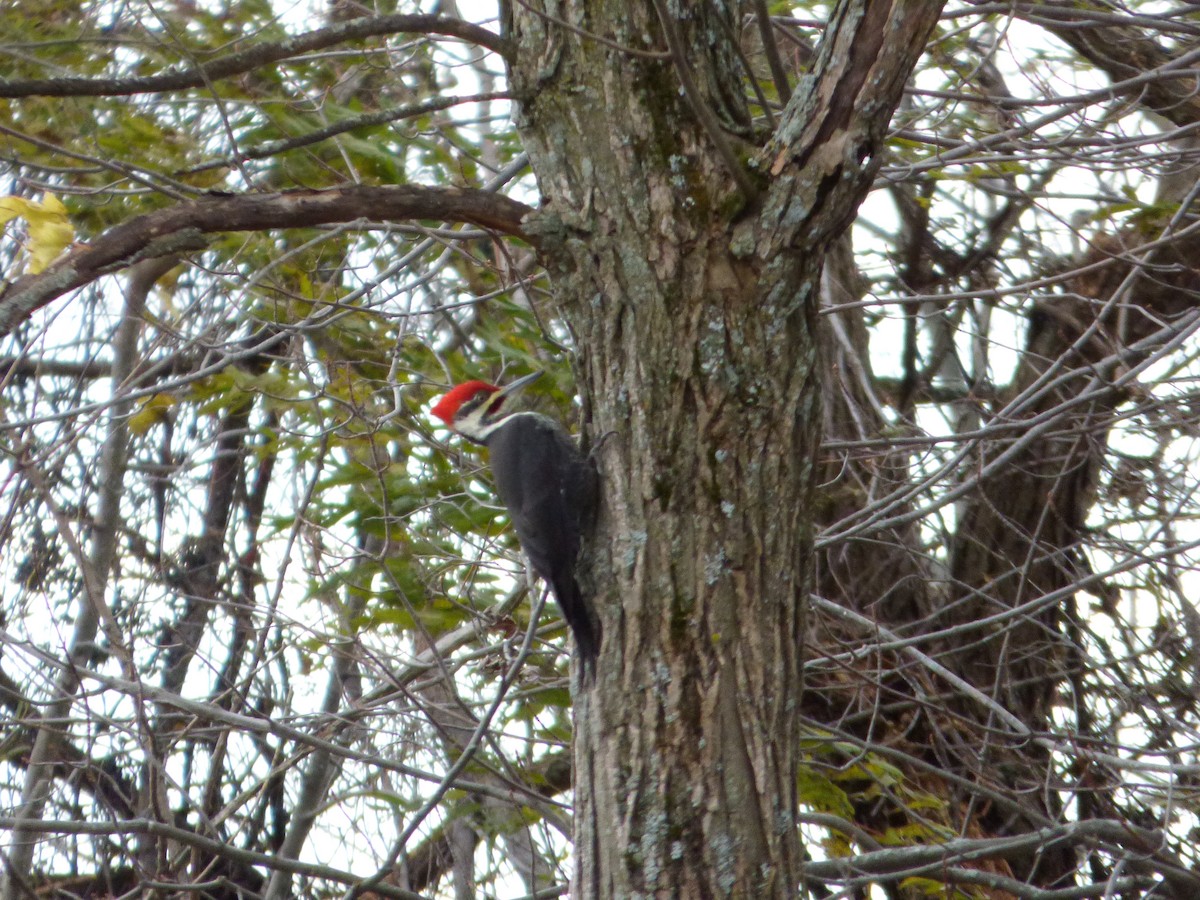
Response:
486,412,599,662
432,374,600,666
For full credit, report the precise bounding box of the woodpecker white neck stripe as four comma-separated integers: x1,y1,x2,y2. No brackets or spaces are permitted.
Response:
457,409,547,443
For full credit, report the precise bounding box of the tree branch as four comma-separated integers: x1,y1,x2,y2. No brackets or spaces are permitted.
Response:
0,14,509,98
1010,0,1200,128
760,0,945,252
805,818,1198,896
0,816,426,900
187,92,510,173
2,259,169,900
0,185,534,338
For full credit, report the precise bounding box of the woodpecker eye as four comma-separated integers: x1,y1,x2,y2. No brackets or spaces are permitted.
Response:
462,391,493,414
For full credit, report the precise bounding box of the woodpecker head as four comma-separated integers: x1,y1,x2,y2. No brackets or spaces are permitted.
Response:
431,371,543,444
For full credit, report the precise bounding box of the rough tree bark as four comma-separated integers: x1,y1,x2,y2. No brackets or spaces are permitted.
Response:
502,1,943,894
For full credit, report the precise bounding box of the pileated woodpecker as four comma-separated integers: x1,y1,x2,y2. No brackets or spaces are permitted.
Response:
432,372,600,667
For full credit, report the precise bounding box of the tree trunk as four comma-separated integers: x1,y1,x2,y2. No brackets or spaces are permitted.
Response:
503,1,943,894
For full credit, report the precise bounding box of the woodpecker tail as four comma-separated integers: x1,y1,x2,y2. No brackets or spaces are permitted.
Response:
552,574,601,672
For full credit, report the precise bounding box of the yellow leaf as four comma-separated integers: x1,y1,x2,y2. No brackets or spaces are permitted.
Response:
0,193,75,274
0,196,34,226
23,195,74,273
128,393,177,435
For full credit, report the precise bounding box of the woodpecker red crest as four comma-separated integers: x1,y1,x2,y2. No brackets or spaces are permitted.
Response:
432,372,601,670
430,380,499,425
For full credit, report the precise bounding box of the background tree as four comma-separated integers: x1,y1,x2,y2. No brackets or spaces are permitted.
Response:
1,1,1199,898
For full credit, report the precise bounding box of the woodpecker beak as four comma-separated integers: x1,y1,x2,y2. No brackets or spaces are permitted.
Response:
496,370,543,399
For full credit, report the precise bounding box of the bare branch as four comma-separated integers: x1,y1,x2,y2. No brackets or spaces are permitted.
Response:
0,14,509,98
1010,0,1200,127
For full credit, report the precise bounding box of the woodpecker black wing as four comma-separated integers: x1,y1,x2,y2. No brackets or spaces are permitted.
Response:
485,412,600,665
